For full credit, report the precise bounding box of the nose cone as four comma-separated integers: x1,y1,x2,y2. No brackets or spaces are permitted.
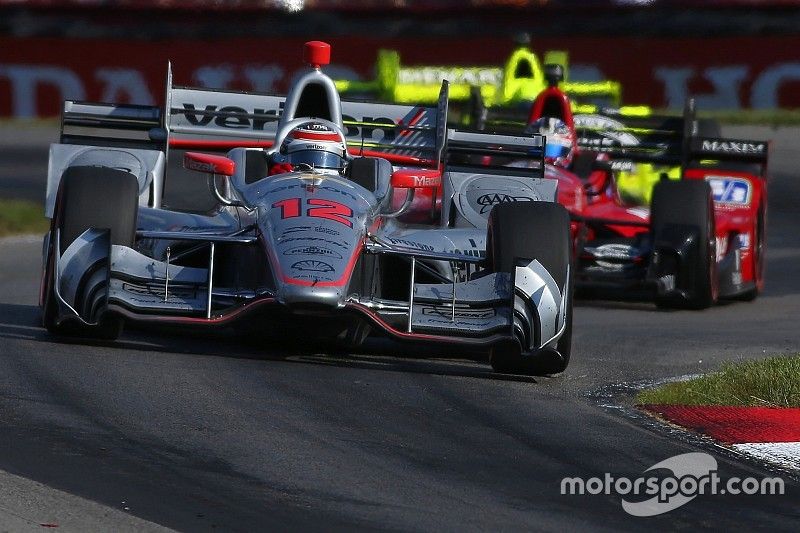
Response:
270,228,360,308
258,173,371,309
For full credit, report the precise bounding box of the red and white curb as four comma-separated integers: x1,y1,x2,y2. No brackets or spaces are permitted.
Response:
643,405,800,471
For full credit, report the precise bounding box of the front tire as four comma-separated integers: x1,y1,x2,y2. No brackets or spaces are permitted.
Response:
486,202,573,375
41,166,139,339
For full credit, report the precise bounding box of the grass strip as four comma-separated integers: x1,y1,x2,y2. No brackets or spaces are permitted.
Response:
0,199,49,238
637,355,800,408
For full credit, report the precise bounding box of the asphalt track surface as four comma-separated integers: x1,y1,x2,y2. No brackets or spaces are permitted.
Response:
0,125,797,530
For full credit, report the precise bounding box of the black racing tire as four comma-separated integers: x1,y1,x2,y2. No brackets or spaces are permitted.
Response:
651,179,717,310
42,166,139,339
58,166,139,251
486,202,573,375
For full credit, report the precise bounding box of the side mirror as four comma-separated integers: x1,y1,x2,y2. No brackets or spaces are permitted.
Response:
184,152,236,177
385,169,441,218
184,152,240,206
390,169,442,189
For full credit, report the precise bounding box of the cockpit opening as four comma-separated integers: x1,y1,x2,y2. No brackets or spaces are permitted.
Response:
514,59,534,79
294,82,333,121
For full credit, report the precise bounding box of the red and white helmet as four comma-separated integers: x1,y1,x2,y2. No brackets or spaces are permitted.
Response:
282,123,346,171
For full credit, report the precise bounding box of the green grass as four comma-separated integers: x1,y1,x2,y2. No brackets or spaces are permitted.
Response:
0,199,49,238
637,355,800,408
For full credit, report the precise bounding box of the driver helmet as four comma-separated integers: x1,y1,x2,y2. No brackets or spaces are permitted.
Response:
282,122,346,172
526,117,574,167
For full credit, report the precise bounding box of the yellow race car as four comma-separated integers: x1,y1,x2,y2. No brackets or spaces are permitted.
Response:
334,43,649,116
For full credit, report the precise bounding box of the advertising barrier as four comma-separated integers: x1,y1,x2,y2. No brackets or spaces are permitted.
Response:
2,34,800,118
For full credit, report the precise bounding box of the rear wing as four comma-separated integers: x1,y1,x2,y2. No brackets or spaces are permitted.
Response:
60,101,164,151
574,99,769,174
444,129,545,178
60,65,448,169
463,96,768,175
167,85,447,167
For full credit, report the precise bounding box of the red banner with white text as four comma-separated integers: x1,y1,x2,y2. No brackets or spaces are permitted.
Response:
3,35,800,118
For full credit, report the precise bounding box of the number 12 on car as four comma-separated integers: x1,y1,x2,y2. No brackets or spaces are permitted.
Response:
272,198,354,228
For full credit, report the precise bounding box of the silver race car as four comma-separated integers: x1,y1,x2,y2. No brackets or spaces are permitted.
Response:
40,42,573,375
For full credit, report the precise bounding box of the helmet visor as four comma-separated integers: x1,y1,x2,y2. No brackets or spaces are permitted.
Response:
545,141,571,159
288,150,345,170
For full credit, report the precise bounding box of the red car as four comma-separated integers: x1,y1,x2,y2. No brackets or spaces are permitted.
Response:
478,66,769,309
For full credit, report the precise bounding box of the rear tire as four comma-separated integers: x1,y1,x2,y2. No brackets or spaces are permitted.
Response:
42,166,139,339
487,202,573,375
651,180,717,309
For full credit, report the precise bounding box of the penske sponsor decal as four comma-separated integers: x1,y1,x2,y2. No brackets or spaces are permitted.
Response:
283,245,343,259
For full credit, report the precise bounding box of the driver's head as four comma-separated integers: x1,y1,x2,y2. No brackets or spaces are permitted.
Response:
526,117,575,168
282,123,346,172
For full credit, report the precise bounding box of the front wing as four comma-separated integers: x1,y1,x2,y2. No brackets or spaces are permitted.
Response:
49,227,569,355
